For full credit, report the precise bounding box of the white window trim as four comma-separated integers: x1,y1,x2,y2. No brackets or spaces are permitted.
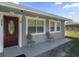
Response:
49,20,56,33
26,16,46,35
55,21,61,32
49,20,61,33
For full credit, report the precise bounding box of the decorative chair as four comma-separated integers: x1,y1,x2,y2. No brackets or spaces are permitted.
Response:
26,32,35,47
46,32,54,42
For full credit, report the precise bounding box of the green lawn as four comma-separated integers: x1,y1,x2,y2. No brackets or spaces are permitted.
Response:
66,37,79,56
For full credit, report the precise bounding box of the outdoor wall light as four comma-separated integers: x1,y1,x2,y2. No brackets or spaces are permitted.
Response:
21,10,23,12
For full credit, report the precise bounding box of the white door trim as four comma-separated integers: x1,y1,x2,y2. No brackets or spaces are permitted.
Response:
0,12,23,50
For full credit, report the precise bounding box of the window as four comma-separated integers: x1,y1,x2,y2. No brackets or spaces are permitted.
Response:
50,22,55,31
28,19,36,33
37,20,44,32
66,27,69,30
71,27,74,30
49,20,61,33
56,22,61,31
27,17,45,34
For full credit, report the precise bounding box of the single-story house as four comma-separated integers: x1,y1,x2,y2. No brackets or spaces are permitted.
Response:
0,2,71,57
65,20,79,38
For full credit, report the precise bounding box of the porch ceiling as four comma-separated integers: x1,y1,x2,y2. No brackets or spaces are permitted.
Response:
0,5,53,20
0,2,71,21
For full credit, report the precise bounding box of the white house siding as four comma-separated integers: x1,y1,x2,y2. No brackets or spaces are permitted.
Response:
22,16,27,46
0,14,3,53
50,21,65,39
0,4,65,54
25,18,65,44
0,12,65,54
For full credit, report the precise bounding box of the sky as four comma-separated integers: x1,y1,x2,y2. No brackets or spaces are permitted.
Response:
15,2,79,23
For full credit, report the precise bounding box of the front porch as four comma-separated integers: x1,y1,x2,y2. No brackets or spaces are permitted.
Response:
3,38,71,57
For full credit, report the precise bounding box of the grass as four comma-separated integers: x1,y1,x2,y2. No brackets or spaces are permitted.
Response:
66,36,79,56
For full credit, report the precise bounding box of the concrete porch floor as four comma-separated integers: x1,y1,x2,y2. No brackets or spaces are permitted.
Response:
3,38,71,57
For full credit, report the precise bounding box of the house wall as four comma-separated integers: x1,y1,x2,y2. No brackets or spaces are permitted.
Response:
65,26,79,31
0,14,3,53
0,7,65,53
25,18,65,44
21,16,65,46
65,26,79,38
22,15,27,46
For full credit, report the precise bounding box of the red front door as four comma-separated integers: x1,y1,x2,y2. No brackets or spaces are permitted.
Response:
4,16,19,48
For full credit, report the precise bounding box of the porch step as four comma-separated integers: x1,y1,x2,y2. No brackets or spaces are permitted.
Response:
4,46,24,57
16,54,26,57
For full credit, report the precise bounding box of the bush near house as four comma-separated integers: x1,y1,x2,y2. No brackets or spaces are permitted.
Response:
66,36,79,56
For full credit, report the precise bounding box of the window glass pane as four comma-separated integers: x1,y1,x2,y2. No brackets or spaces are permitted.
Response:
37,20,44,32
57,22,61,31
66,27,69,30
50,22,55,31
28,19,36,33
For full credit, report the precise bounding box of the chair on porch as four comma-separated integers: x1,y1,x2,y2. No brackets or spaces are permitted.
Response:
26,32,35,47
46,32,54,42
